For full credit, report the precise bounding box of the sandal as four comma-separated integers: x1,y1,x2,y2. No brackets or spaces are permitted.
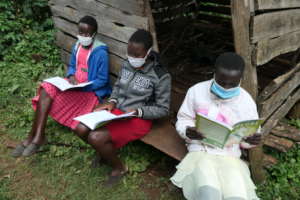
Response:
10,143,27,158
22,143,43,157
103,170,128,188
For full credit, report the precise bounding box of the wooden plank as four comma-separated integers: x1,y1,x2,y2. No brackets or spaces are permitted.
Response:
258,64,300,102
271,122,300,142
50,0,145,16
196,0,230,6
109,54,124,76
255,31,300,65
141,119,188,161
55,30,75,53
259,70,300,119
52,17,128,59
51,6,136,43
252,9,300,43
199,4,231,16
145,0,159,51
61,49,71,65
264,134,294,152
263,154,278,169
96,0,145,16
256,0,300,10
232,0,263,183
49,0,148,29
262,88,300,135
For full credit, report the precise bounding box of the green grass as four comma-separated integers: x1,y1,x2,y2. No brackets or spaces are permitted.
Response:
1,0,300,199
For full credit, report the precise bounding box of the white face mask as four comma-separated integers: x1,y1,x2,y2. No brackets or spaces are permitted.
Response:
77,34,94,47
127,47,152,68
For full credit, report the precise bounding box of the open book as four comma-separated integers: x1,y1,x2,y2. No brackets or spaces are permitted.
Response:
74,110,136,130
195,112,263,148
43,77,92,91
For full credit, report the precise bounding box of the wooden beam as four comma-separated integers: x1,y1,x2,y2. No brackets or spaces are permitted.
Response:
252,9,300,43
264,134,294,152
232,0,257,99
258,63,300,102
144,0,159,51
199,4,231,16
51,6,136,43
271,122,300,142
255,30,300,66
50,0,145,17
263,154,278,169
231,0,263,183
141,119,188,161
95,0,145,17
256,0,300,11
262,88,300,135
259,70,300,119
49,0,148,29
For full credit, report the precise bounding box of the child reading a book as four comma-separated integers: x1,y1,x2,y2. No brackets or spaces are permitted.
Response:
81,29,171,186
171,52,261,200
11,16,111,157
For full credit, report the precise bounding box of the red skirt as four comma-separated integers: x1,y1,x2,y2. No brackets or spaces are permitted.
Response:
106,109,152,148
32,82,99,130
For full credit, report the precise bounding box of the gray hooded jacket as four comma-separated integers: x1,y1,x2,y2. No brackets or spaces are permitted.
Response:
109,53,171,120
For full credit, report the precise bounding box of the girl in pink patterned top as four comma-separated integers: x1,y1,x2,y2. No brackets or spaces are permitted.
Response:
11,16,111,157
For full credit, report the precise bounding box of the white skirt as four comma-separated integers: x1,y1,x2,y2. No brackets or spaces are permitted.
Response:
170,152,259,200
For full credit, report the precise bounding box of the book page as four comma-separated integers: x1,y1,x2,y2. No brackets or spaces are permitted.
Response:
43,77,92,91
196,113,232,148
231,119,263,138
225,119,263,146
74,110,136,130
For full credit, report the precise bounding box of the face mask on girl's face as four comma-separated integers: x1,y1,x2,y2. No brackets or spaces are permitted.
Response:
210,79,241,99
127,48,152,68
77,34,95,47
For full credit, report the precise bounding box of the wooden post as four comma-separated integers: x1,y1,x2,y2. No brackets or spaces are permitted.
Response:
231,0,265,183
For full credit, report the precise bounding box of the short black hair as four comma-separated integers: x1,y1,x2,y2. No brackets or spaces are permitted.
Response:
215,52,245,73
129,29,153,50
79,15,98,33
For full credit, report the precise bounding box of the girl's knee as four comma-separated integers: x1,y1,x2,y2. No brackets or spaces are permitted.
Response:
87,130,110,145
75,123,90,137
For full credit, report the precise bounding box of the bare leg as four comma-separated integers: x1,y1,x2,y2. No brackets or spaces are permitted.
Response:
28,88,53,145
88,128,126,176
73,123,90,143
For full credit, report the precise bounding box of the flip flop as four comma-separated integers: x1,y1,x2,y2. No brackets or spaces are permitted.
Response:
103,170,129,188
10,143,26,158
22,143,43,157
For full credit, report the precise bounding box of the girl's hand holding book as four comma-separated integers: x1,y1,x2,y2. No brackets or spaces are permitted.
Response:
94,102,116,112
243,133,261,145
68,76,78,85
186,126,205,140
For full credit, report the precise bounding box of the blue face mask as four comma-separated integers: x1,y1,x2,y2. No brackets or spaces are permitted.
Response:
210,79,240,99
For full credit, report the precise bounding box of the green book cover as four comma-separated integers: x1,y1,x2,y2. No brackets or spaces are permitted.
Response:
195,113,263,148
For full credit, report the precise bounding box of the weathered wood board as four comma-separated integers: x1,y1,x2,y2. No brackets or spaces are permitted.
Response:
255,31,300,66
252,9,300,43
49,0,148,29
256,0,300,11
259,70,300,119
262,88,300,135
258,64,300,102
51,6,137,43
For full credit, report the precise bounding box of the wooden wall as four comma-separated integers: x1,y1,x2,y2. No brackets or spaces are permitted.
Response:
250,0,300,134
48,0,157,81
